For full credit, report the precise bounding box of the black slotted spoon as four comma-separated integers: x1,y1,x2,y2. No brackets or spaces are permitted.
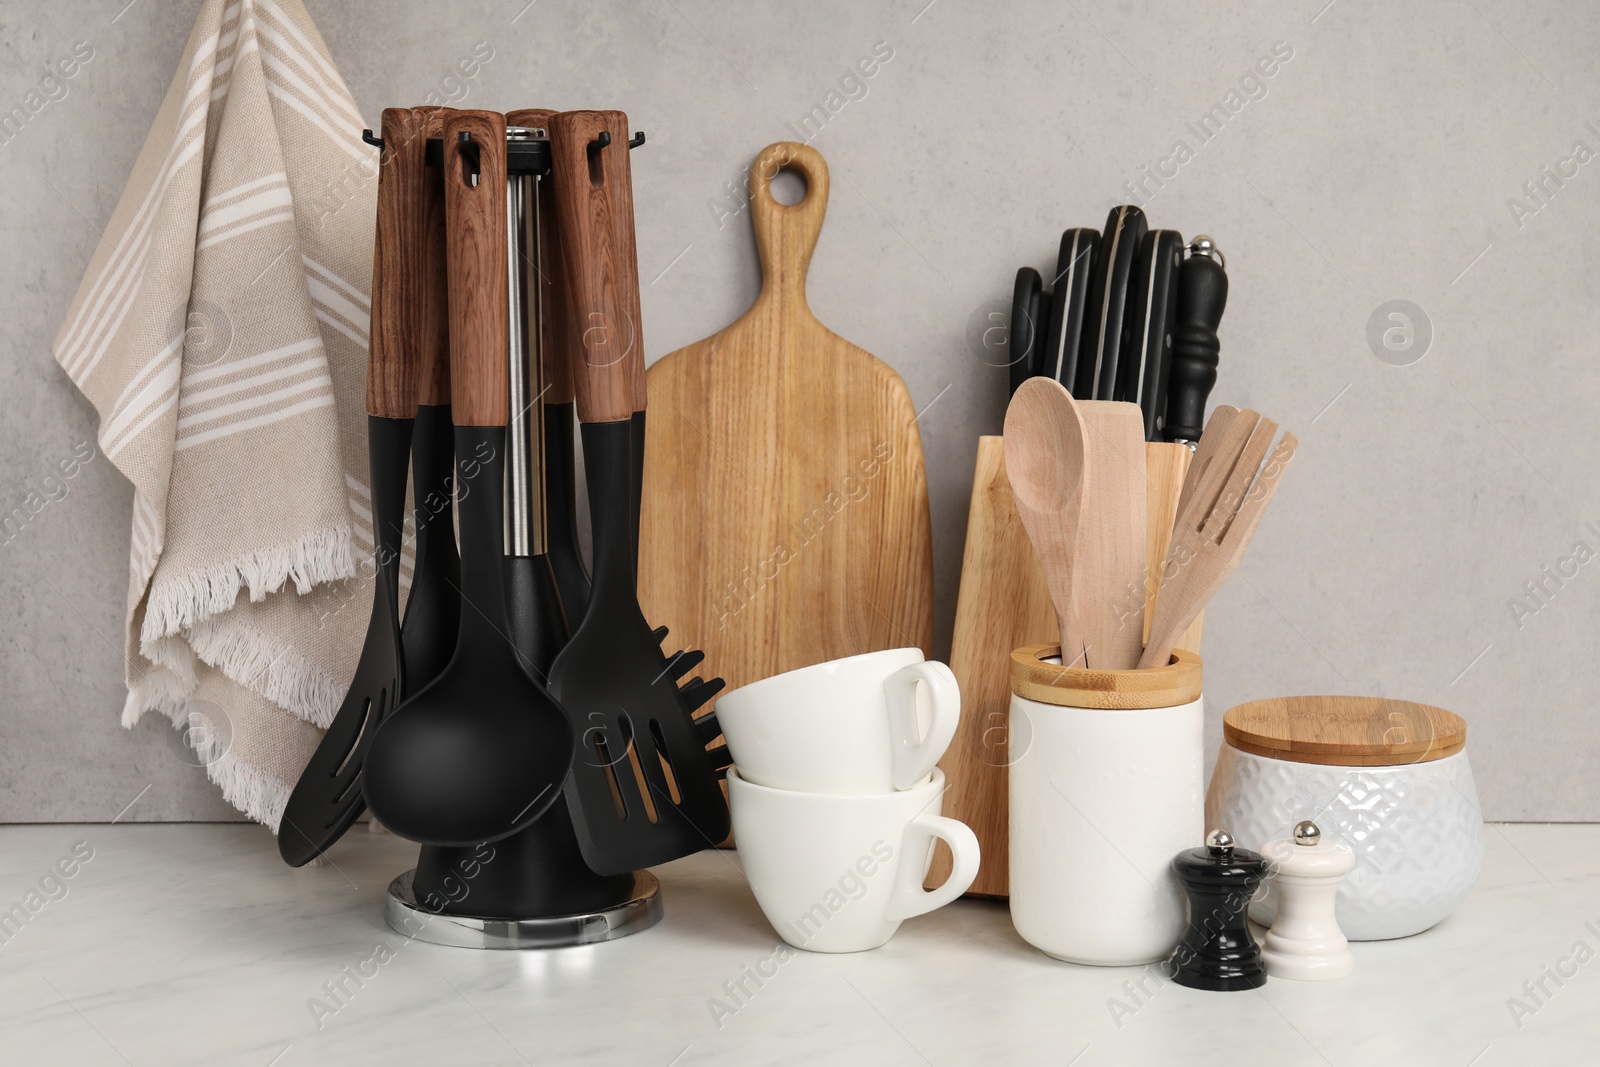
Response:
278,107,427,867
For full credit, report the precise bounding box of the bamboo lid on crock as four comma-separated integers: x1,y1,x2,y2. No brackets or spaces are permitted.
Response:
1222,696,1466,766
1011,644,1202,710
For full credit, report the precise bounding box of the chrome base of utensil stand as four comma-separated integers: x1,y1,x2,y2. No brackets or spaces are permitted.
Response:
384,868,662,949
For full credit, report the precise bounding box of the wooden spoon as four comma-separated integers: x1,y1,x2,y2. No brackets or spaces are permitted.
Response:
1003,377,1090,663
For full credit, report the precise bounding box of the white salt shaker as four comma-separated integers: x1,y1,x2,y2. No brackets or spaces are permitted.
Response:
1261,820,1354,980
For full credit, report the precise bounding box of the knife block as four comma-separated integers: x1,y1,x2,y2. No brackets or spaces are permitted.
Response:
929,437,1203,898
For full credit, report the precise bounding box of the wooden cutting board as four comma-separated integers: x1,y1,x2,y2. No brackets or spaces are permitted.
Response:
640,142,934,707
929,437,1203,897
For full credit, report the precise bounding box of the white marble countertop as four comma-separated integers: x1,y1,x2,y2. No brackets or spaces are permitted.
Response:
2,822,1595,1065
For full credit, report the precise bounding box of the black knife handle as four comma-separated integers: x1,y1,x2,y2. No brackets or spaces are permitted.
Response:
1122,229,1184,442
1164,238,1227,444
1080,205,1147,401
1033,286,1053,379
1009,266,1043,396
1044,227,1098,393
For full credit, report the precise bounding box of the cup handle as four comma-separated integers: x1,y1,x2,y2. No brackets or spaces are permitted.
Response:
884,661,961,791
884,814,980,922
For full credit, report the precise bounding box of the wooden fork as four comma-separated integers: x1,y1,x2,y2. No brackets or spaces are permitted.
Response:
1138,408,1298,669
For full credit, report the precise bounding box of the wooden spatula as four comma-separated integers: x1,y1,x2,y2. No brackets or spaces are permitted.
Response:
1139,408,1298,668
1076,400,1148,669
1003,378,1089,658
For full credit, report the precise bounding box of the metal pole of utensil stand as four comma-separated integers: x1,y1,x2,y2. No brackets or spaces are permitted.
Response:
505,152,532,557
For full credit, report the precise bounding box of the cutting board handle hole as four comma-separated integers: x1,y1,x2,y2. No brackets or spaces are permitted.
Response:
768,167,807,206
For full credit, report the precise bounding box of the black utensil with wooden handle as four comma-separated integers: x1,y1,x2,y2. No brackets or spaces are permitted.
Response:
278,107,424,867
546,110,731,878
362,109,573,848
400,106,461,696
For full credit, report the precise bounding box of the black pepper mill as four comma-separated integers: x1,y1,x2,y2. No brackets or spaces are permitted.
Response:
1168,829,1268,991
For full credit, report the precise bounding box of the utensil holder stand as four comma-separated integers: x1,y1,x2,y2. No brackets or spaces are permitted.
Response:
1007,644,1204,966
387,800,662,949
363,116,721,947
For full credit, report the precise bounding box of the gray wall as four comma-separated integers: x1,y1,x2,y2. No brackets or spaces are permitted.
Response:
3,0,1595,823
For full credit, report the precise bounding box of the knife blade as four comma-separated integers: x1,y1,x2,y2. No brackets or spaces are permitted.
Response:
1009,266,1044,397
1163,236,1228,445
1040,228,1098,394
1120,228,1184,441
1077,204,1147,401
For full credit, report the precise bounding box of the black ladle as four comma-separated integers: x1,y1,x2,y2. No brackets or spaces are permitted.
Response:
363,110,573,847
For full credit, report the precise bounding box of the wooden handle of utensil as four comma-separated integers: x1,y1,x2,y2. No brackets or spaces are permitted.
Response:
367,107,429,418
507,108,575,406
547,110,638,424
416,106,452,406
606,116,647,416
749,141,828,311
442,109,509,427
1143,440,1205,655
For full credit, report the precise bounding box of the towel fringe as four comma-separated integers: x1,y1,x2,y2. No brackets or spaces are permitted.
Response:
189,616,345,728
122,663,193,726
140,524,357,645
166,701,292,831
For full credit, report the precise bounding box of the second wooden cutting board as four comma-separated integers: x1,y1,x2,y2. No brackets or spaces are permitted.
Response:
641,142,934,708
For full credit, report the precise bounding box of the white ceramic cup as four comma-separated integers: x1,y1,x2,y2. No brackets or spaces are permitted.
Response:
715,648,960,795
729,768,979,953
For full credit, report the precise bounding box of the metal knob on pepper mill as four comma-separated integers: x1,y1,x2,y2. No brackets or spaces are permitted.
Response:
1167,828,1268,991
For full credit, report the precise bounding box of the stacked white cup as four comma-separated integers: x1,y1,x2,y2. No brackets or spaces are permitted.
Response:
717,648,980,953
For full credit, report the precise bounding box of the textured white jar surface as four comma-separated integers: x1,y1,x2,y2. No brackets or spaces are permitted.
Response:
1008,693,1204,965
1206,743,1484,941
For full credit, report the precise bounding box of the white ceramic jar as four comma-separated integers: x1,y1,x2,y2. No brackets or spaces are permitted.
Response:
1206,697,1484,942
1008,645,1204,966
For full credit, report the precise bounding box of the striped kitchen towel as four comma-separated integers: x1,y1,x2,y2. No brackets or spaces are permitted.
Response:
52,0,386,828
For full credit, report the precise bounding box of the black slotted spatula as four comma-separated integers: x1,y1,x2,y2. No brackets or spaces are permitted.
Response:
278,107,426,867
546,110,730,877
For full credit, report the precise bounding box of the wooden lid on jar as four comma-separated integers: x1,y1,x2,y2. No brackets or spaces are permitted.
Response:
1011,644,1202,710
1222,696,1466,766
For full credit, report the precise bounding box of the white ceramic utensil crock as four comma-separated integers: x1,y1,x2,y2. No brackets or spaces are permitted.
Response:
1008,645,1204,966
